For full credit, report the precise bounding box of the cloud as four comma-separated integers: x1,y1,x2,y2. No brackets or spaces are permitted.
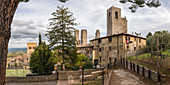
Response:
9,0,170,48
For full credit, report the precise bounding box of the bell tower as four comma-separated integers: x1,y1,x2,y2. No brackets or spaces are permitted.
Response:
107,6,127,36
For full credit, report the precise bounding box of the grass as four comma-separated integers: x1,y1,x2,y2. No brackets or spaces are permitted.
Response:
6,69,30,77
127,49,170,77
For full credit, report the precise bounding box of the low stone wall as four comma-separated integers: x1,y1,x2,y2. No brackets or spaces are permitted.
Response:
121,58,166,83
6,74,57,83
5,68,101,83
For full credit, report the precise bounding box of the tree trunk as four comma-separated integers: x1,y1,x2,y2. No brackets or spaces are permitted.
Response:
0,0,19,85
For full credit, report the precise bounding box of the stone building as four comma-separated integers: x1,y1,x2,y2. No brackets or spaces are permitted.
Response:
7,43,37,69
75,6,146,66
107,6,127,36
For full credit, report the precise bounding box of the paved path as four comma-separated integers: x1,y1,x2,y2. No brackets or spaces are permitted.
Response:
109,69,149,85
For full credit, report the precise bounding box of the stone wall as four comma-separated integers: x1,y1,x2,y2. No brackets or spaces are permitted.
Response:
120,58,166,83
6,74,57,83
58,69,101,80
5,69,101,83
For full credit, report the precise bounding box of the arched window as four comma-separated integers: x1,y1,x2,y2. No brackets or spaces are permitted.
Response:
109,12,111,17
115,11,118,19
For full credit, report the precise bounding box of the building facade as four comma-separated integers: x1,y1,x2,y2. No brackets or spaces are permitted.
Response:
75,6,146,66
7,43,37,69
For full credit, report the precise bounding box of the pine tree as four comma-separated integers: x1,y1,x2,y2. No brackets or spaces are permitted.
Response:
46,6,77,70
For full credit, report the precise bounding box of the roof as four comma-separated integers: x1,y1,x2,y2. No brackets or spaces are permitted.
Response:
76,44,93,48
90,33,146,41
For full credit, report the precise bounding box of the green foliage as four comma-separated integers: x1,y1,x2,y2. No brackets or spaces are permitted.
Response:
46,6,77,68
7,51,26,58
146,30,170,51
30,34,53,75
120,0,161,13
75,54,93,69
146,32,152,38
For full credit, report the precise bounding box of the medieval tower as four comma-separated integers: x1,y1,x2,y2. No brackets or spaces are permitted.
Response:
107,6,127,36
81,29,87,45
27,43,37,55
74,30,80,45
95,29,100,38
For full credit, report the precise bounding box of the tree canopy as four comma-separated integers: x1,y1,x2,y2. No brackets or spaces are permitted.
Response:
146,31,170,51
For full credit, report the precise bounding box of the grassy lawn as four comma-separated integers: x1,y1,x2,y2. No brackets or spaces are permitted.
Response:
127,50,170,77
6,69,30,77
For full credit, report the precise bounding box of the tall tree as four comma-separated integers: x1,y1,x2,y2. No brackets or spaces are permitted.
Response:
30,34,53,75
46,6,77,70
146,32,152,38
0,0,162,84
38,33,43,75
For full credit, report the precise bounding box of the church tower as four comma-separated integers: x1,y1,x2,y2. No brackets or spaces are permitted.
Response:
107,6,127,36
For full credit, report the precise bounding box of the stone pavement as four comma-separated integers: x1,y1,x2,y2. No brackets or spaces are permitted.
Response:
109,69,149,85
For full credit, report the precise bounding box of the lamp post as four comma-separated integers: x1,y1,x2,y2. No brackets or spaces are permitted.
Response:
54,64,58,85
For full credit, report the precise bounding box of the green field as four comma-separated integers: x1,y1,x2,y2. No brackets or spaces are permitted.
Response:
6,69,30,77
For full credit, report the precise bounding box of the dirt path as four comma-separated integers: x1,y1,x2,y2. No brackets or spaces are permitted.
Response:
109,69,150,85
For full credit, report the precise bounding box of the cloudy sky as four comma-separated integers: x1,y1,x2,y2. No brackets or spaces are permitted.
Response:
9,0,170,48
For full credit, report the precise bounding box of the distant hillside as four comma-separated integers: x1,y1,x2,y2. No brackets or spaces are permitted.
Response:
8,48,27,53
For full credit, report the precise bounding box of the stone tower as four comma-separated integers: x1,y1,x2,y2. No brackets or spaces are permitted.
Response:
107,6,127,36
74,30,80,45
95,29,100,38
27,43,37,55
81,29,87,45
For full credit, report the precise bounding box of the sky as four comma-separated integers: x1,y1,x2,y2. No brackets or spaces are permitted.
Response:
9,0,170,48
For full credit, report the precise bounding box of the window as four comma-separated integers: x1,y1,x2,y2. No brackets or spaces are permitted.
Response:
115,11,118,19
134,47,136,50
29,47,31,49
125,36,127,40
103,59,105,61
109,46,111,51
109,12,111,17
139,39,141,43
99,48,101,52
109,57,112,62
134,37,136,41
98,39,102,43
127,46,129,51
129,37,130,41
100,57,102,63
108,37,112,43
33,47,35,49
